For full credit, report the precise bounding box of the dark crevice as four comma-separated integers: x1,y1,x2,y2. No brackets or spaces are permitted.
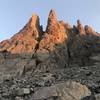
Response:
35,43,39,51
36,59,41,66
67,43,71,66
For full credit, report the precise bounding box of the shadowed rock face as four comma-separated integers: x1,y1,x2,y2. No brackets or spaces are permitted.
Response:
84,25,100,36
77,20,86,35
0,10,100,100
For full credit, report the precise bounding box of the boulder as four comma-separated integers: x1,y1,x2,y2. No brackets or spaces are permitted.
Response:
31,81,91,100
36,49,50,62
17,88,30,96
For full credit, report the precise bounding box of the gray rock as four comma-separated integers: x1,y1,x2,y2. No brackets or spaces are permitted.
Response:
17,88,30,96
90,55,100,61
36,49,50,62
95,94,100,100
0,53,5,63
15,96,23,100
32,81,91,100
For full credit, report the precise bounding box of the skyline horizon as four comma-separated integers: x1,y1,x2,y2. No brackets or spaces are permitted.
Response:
0,0,100,41
0,10,100,41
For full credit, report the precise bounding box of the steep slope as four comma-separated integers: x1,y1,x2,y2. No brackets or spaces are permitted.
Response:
0,14,43,54
39,10,68,50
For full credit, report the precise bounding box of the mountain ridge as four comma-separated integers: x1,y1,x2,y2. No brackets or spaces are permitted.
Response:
0,9,99,54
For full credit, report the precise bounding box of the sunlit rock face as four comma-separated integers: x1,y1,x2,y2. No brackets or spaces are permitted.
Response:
0,14,43,54
0,9,99,55
39,10,68,52
46,10,67,44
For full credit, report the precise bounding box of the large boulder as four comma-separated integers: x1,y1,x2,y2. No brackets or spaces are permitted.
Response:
31,81,91,100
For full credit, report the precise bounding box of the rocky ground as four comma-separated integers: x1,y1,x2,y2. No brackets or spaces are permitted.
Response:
0,10,100,100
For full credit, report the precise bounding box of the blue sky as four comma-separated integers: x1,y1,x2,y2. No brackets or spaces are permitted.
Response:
0,0,100,41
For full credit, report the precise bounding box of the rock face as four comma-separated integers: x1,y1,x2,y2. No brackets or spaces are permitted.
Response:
0,14,43,54
77,20,85,35
39,10,67,50
0,10,100,100
84,25,97,36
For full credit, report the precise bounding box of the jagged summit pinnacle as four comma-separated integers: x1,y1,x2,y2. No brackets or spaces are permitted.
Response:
48,9,57,20
77,19,85,35
30,14,40,28
0,14,43,54
18,14,42,38
46,9,57,31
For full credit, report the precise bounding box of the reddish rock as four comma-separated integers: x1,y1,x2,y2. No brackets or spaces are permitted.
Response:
39,10,67,51
12,14,42,39
0,14,42,54
0,9,99,60
0,40,10,52
59,20,72,30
